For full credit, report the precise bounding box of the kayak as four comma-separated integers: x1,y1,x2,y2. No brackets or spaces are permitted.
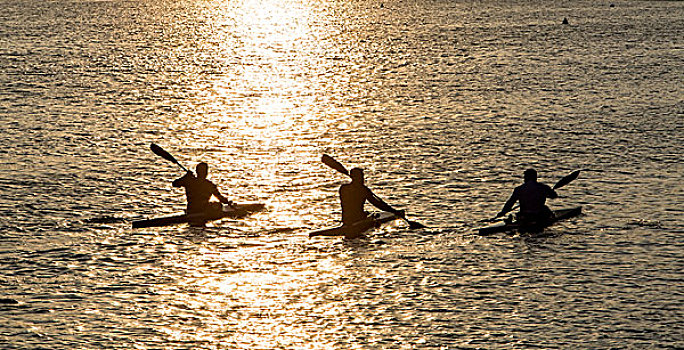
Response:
309,212,399,239
132,203,265,228
477,207,582,236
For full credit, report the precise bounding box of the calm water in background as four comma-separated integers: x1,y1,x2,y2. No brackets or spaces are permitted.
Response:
1,0,682,348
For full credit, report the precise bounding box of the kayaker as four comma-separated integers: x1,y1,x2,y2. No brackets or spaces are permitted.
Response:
339,168,404,225
172,162,232,215
498,169,558,223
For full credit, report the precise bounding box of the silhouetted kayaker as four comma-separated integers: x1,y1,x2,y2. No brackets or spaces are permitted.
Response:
173,162,232,215
498,169,558,223
340,168,404,225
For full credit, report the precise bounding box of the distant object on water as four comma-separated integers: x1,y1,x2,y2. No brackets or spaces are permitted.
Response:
562,17,569,25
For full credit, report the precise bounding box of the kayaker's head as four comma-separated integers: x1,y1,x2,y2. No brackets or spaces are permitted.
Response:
350,167,364,184
196,162,209,179
524,168,537,183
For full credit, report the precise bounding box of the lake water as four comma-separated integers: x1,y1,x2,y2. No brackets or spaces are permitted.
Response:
1,0,682,348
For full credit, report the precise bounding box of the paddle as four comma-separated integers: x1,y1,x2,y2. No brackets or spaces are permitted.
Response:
150,143,189,173
553,170,581,190
483,169,582,223
321,154,350,176
321,154,426,229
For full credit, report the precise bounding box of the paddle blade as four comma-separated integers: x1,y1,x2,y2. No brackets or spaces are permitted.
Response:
406,219,426,229
481,216,501,223
322,154,349,176
151,143,179,164
150,143,189,172
394,210,426,229
553,170,581,190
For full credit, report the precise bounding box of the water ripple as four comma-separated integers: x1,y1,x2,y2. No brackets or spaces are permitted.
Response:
1,0,683,348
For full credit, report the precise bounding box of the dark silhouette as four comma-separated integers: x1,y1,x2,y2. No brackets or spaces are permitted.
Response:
173,162,232,216
321,154,425,230
134,143,266,229
339,168,404,225
562,17,569,25
498,169,558,223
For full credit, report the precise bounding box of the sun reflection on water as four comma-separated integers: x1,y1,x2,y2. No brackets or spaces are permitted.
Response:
147,242,354,348
158,0,342,229
140,0,350,346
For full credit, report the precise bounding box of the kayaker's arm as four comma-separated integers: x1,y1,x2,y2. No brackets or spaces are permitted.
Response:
211,184,233,206
498,190,519,217
172,171,193,187
367,188,404,217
